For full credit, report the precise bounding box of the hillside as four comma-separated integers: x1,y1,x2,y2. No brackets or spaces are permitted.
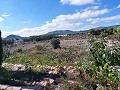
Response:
46,25,120,35
46,30,77,35
6,35,22,40
94,25,120,30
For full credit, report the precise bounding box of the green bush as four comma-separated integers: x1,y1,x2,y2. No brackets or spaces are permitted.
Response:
51,38,60,49
16,48,22,53
81,37,120,89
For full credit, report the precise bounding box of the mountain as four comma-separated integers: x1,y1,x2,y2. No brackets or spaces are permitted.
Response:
46,25,120,35
46,30,88,35
94,25,120,30
47,30,77,35
6,35,22,40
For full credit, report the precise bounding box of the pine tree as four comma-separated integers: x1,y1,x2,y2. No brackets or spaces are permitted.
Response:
0,30,3,67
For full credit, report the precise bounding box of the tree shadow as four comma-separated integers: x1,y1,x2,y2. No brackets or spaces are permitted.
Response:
0,67,60,86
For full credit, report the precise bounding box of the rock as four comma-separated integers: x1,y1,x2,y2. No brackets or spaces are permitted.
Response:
10,64,26,71
22,85,42,90
47,66,51,70
0,84,9,90
6,86,22,90
44,78,54,84
31,82,36,86
48,70,53,74
66,66,74,71
36,65,40,68
48,68,58,74
16,64,26,71
55,78,63,84
68,80,78,84
51,66,56,70
11,66,18,71
40,69,46,74
39,81,48,87
59,67,66,75
63,66,67,69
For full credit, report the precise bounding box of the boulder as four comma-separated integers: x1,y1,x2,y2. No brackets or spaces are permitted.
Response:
6,86,22,90
0,84,9,90
44,78,54,84
22,85,42,90
39,81,48,87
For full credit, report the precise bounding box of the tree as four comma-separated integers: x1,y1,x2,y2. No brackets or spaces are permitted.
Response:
51,38,60,49
108,28,114,35
89,29,95,35
0,30,3,67
117,26,120,34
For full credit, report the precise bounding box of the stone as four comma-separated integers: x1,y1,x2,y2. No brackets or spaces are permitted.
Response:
59,67,66,74
68,80,78,84
31,82,36,86
0,84,9,90
6,86,22,90
55,78,63,84
44,78,54,84
11,66,18,71
39,81,48,87
22,85,42,90
36,65,40,68
52,69,58,74
48,70,53,74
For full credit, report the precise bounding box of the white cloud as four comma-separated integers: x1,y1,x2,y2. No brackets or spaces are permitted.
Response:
0,17,4,22
93,6,99,9
117,4,120,9
82,5,99,11
2,8,109,37
87,14,120,24
2,13,10,17
60,0,99,5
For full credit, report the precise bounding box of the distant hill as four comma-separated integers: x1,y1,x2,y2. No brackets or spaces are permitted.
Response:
46,25,120,35
47,30,77,35
94,25,120,30
6,35,22,40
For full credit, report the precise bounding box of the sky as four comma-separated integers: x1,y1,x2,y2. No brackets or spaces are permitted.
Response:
0,0,120,37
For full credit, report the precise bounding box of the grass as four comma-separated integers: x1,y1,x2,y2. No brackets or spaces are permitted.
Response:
5,46,84,67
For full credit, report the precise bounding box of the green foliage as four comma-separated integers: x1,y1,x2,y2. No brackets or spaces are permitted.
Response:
0,30,3,67
23,34,60,42
2,39,14,46
51,38,60,49
117,26,120,34
16,48,22,53
89,28,115,37
81,37,120,89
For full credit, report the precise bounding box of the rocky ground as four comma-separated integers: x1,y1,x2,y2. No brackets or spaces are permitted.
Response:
0,63,83,90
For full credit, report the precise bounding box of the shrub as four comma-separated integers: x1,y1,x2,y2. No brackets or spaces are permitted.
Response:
51,38,60,49
81,37,120,89
16,48,22,53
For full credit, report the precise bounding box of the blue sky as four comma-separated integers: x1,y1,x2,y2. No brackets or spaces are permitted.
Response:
0,0,120,37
